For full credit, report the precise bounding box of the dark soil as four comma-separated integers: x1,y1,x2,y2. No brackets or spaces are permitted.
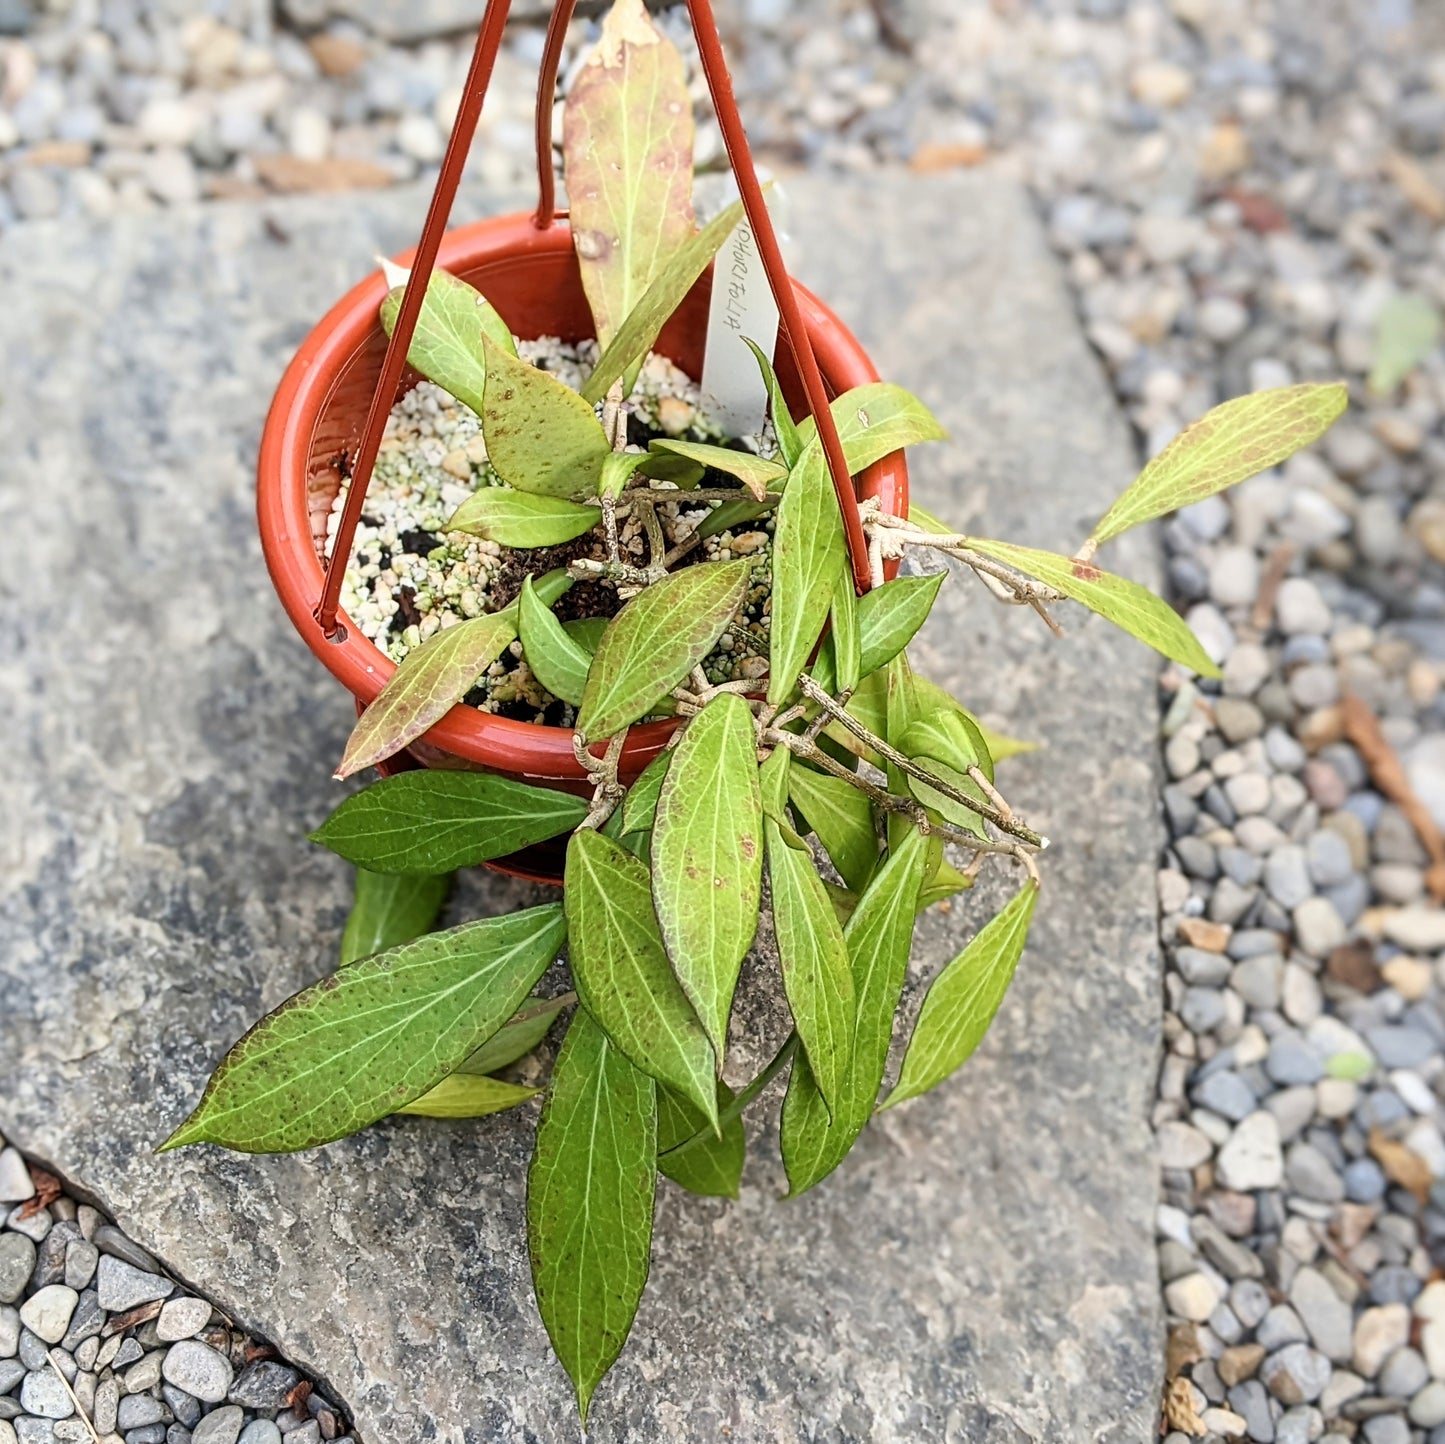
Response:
489,533,620,621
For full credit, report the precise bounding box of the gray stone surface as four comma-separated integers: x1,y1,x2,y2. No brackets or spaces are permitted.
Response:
0,170,1163,1441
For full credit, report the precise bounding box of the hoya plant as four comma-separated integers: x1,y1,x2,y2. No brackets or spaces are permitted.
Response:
164,0,1349,1421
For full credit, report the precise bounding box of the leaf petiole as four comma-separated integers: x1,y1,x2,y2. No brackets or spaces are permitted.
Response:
658,1031,799,1161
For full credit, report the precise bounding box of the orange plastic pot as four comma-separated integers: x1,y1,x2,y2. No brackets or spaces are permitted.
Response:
257,210,908,877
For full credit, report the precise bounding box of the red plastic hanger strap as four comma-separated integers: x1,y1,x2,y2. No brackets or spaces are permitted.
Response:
683,0,874,595
315,0,516,635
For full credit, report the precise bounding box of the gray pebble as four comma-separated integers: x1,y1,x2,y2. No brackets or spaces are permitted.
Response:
1262,1342,1332,1403
1267,1033,1324,1086
282,1425,320,1444
20,1367,74,1420
1365,1025,1436,1069
1379,1346,1429,1399
1344,1158,1388,1203
1285,1141,1344,1202
1180,986,1228,1033
19,1326,48,1369
19,1287,77,1346
0,1235,35,1304
168,1428,193,1444
238,1425,282,1444
59,1290,103,1353
191,1407,244,1444
117,1397,166,1431
14,1419,57,1444
163,1386,202,1427
126,1427,168,1444
1362,1417,1410,1444
227,1361,302,1412
96,1256,171,1313
1291,1268,1352,1362
1194,1069,1257,1122
1307,830,1355,888
1176,947,1232,986
92,1227,159,1275
156,1298,211,1343
0,1150,34,1204
61,1242,97,1293
0,1359,22,1391
162,1341,233,1404
1265,845,1313,909
0,1304,18,1355
1260,1303,1311,1351
1370,1266,1424,1306
1229,1378,1276,1437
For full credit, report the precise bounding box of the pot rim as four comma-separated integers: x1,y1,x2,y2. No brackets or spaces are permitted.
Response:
257,209,908,781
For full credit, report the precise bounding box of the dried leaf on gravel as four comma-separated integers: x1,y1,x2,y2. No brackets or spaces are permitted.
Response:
1369,1129,1433,1205
16,1166,61,1220
1326,940,1382,994
1162,1375,1206,1437
1165,1321,1203,1380
1384,150,1445,223
1340,690,1445,902
252,155,394,194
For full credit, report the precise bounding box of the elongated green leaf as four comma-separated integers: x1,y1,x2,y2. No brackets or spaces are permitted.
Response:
899,709,993,784
822,878,858,928
830,570,861,694
565,830,718,1127
621,749,671,835
481,337,611,499
647,439,786,500
564,0,694,350
446,490,601,549
744,336,802,467
768,450,847,705
312,770,589,872
528,1007,656,1424
651,694,763,1058
163,905,567,1153
1370,293,1441,396
884,881,1038,1108
1090,383,1347,546
857,573,944,677
578,559,752,740
458,994,572,1075
380,267,516,417
595,451,650,502
582,198,748,404
905,674,1036,764
698,383,947,541
757,742,806,844
918,851,971,912
519,575,592,707
338,569,573,778
787,763,877,893
339,869,450,965
657,1082,744,1198
765,818,854,1117
906,755,986,840
397,1074,538,1118
968,539,1222,679
781,825,927,1195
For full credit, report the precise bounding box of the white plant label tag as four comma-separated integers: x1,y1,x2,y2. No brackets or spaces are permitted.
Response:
701,199,783,439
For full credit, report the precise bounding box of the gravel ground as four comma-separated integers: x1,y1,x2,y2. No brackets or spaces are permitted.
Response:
0,1138,350,1444
6,0,1445,1440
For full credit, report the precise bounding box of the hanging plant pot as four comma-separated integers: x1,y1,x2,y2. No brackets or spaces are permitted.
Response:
255,209,909,804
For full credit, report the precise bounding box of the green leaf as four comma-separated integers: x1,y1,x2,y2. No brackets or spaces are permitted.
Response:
857,573,944,677
620,749,671,836
968,538,1222,679
564,616,610,654
651,694,763,1058
339,869,450,965
768,449,848,705
163,905,567,1153
647,439,786,500
379,267,515,417
899,709,993,784
397,1074,538,1118
1089,384,1348,547
743,336,802,467
830,570,861,694
481,336,612,499
884,881,1039,1108
787,763,877,893
564,830,718,1128
793,382,948,465
781,826,927,1195
563,0,694,350
656,1082,744,1198
906,755,987,840
765,817,854,1118
446,490,601,549
581,198,748,404
697,382,946,541
337,569,573,777
822,878,858,928
528,1007,656,1424
578,559,752,740
596,451,652,502
757,742,806,845
1370,293,1442,396
917,852,971,912
519,575,592,707
312,770,589,872
457,994,572,1074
